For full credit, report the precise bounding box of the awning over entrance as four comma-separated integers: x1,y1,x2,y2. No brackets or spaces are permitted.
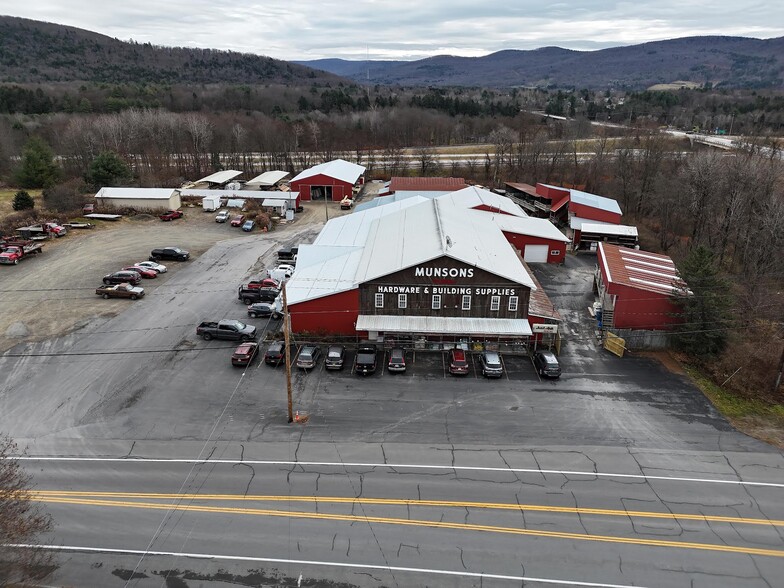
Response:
356,315,533,336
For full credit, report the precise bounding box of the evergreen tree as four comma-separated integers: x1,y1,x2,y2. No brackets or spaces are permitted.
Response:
12,190,35,211
85,151,132,189
14,137,60,189
671,245,733,357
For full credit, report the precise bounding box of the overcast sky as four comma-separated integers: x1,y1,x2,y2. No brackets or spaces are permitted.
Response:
2,1,782,61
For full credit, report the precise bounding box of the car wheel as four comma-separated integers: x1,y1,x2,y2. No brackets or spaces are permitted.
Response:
241,335,250,342
202,333,212,341
13,259,18,265
131,295,137,300
243,298,253,305
103,279,110,284
102,294,109,299
249,313,256,318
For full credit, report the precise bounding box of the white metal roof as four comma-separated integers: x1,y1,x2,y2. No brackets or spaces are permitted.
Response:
290,158,366,185
440,186,527,217
569,189,622,215
95,187,176,200
356,315,533,336
262,199,288,207
354,197,536,288
193,170,243,185
285,245,365,305
570,216,614,230
487,213,571,243
245,170,290,186
180,188,242,198
579,222,639,237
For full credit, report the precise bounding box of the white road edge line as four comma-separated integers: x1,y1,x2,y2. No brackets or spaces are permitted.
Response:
7,544,646,588
15,456,784,488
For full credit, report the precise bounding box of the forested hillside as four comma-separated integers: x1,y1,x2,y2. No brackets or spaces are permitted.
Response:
0,15,341,85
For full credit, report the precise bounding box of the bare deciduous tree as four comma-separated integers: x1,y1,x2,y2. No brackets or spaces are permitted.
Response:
0,436,54,586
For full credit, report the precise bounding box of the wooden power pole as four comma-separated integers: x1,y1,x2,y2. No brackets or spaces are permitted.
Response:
282,282,293,423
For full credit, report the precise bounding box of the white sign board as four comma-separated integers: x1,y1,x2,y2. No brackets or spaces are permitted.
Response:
532,323,559,334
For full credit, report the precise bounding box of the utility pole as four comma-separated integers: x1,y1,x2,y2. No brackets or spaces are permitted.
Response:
282,282,293,423
774,342,784,395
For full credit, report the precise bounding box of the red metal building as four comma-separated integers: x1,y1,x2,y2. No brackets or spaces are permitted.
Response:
289,159,366,202
595,243,686,330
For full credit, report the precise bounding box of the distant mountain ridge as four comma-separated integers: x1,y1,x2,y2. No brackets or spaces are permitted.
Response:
0,15,342,85
297,36,784,89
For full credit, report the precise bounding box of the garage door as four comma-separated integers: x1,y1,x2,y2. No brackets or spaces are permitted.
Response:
524,244,549,263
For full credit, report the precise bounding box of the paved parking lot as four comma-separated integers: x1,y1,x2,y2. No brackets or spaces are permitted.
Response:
0,226,772,453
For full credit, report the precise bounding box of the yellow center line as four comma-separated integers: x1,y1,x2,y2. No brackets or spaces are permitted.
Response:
29,490,784,527
38,495,784,559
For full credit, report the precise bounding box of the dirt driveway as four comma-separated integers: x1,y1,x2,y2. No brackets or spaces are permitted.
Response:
0,203,333,353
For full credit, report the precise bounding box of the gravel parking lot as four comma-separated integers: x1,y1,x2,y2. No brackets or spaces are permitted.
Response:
0,204,328,353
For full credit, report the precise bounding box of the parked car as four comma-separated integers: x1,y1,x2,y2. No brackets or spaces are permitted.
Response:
243,278,280,290
231,341,259,367
296,345,321,370
83,203,95,215
480,351,504,378
215,210,230,223
150,247,189,261
247,302,281,319
242,219,256,232
387,347,406,373
267,265,294,280
277,247,299,262
355,344,378,375
325,345,346,370
159,210,184,221
121,266,157,279
95,283,145,300
448,348,469,375
230,215,246,227
103,270,142,285
340,198,353,210
533,350,562,378
196,320,256,341
264,340,287,366
134,261,167,273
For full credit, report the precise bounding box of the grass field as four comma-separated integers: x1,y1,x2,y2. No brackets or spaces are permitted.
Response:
0,188,44,216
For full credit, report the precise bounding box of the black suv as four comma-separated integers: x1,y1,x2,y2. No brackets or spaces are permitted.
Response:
277,246,299,263
325,345,346,370
533,350,561,378
102,270,142,285
355,344,378,375
264,340,287,366
238,286,279,305
150,247,189,261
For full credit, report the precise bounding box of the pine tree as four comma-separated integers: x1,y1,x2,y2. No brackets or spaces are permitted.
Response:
14,137,61,189
11,190,35,211
85,151,132,189
671,245,733,357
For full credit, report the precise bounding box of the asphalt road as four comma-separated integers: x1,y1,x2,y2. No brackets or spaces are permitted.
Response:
1,220,783,586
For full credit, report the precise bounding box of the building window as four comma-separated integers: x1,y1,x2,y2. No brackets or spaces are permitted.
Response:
551,250,560,256
461,295,471,311
398,294,407,309
508,296,518,312
490,295,500,311
432,294,441,310
375,293,384,308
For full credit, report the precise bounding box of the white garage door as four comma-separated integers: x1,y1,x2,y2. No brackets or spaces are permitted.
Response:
524,244,549,263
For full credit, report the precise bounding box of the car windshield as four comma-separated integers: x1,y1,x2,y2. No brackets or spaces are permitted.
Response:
328,348,342,357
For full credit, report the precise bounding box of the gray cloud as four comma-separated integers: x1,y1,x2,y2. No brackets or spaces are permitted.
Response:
1,1,782,60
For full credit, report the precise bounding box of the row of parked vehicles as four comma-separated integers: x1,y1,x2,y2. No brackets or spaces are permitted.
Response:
226,341,560,378
215,210,257,232
95,247,190,300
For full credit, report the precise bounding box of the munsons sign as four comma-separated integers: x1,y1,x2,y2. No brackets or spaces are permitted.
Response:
414,266,474,279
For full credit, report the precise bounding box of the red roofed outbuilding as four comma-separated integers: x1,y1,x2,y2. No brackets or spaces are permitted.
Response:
595,243,686,331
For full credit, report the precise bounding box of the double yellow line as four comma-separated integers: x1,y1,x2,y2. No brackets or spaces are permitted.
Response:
32,491,784,558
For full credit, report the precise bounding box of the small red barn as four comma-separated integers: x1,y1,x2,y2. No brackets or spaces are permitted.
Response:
290,159,366,202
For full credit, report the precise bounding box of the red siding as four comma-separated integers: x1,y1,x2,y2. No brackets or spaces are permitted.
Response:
536,183,570,201
502,231,566,263
289,289,359,335
607,282,681,330
569,202,622,224
290,173,354,202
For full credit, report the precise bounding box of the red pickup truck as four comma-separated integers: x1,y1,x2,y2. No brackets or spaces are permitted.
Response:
159,210,184,221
